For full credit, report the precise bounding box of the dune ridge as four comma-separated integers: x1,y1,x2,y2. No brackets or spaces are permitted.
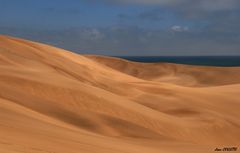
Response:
0,35,240,153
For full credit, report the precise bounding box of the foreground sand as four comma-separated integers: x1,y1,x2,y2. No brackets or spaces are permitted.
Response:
0,35,239,153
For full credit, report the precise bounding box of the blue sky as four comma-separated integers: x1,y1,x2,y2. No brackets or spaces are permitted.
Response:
1,0,240,55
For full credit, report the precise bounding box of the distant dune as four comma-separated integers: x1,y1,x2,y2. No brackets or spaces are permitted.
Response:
0,35,239,153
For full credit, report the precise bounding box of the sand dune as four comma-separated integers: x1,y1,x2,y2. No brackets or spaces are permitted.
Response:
0,35,240,153
86,55,240,87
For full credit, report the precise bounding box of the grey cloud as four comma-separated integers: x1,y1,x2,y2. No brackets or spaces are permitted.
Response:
98,0,239,11
98,0,240,21
90,0,240,32
198,0,238,11
97,0,181,5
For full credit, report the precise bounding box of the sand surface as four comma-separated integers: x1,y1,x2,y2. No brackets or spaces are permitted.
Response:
0,35,239,153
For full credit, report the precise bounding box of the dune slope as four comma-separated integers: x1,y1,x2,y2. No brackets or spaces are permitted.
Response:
0,35,240,153
86,55,240,87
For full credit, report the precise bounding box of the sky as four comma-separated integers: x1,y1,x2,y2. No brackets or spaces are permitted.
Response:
0,0,240,56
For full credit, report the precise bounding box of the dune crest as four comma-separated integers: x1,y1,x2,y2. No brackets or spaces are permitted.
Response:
0,35,240,153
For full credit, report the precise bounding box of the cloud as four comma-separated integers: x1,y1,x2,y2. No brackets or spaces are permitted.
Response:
198,0,239,11
98,0,240,23
80,28,105,40
171,25,189,32
96,0,179,5
96,0,240,21
101,0,239,11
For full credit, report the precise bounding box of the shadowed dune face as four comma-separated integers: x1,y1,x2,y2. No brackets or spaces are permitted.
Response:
0,35,240,153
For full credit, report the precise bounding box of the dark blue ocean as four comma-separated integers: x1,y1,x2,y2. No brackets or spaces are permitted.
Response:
116,56,240,67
